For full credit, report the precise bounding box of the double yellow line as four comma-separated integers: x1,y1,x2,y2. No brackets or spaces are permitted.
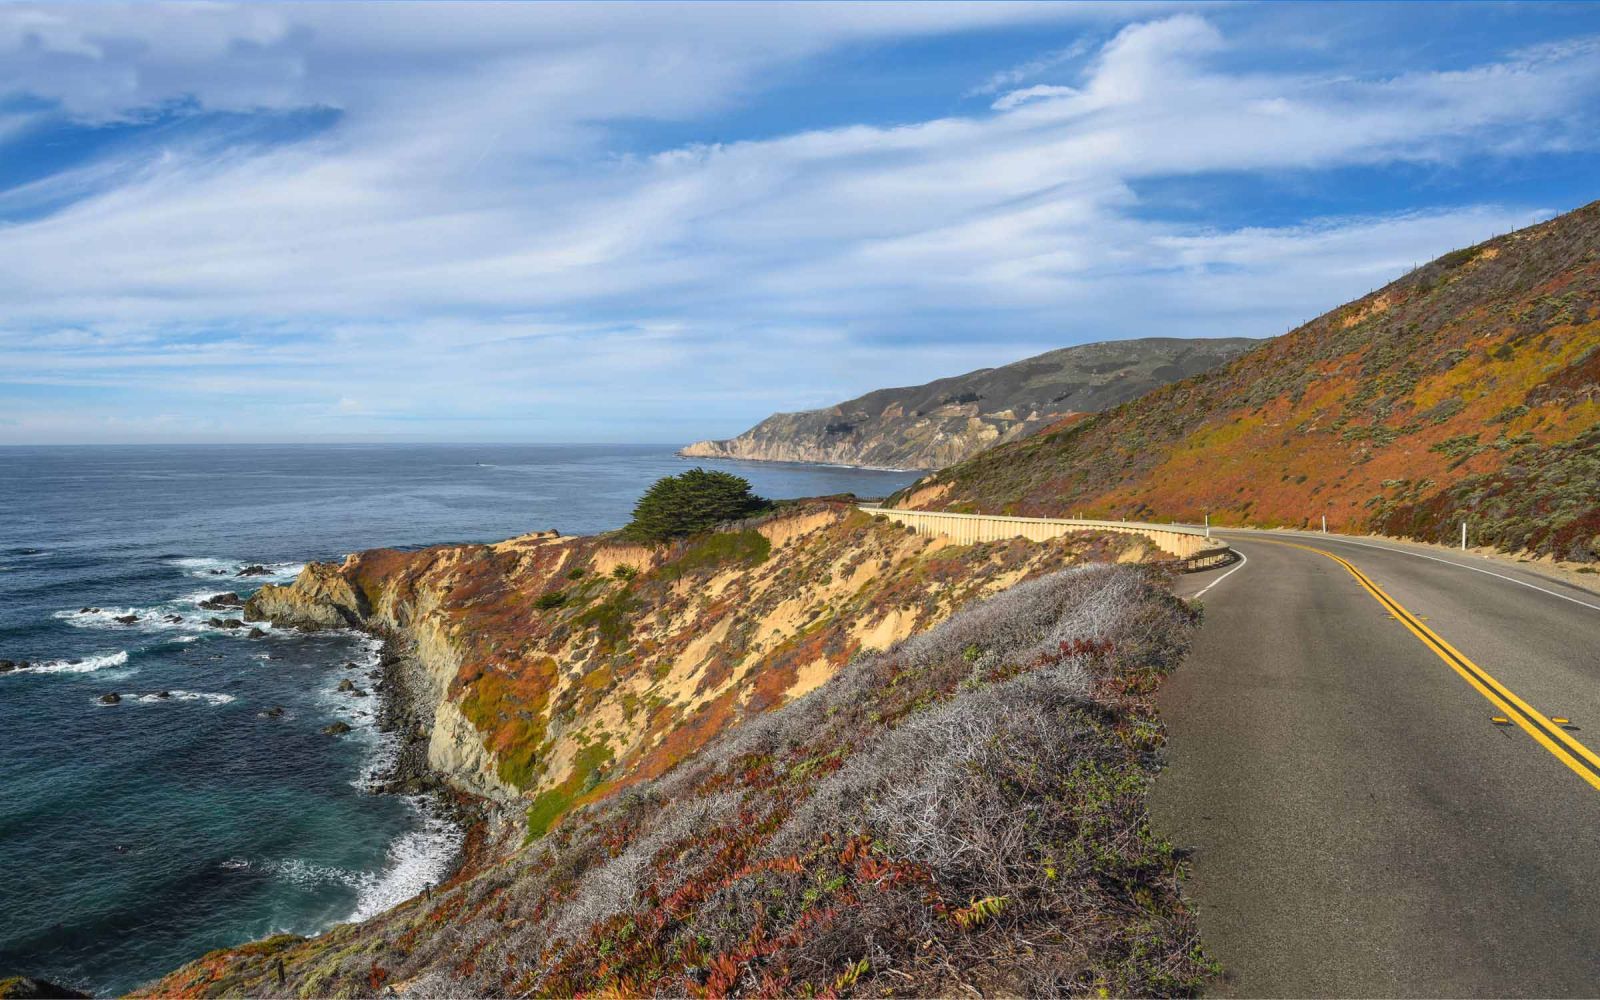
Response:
1264,539,1600,792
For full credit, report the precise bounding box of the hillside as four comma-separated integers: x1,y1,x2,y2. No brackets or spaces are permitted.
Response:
681,338,1257,470
135,509,1217,998
893,201,1600,562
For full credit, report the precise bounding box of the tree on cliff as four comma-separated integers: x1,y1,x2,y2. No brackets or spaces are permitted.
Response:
623,468,770,541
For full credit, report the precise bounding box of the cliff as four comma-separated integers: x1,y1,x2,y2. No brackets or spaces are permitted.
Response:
142,544,1211,999
680,337,1258,470
893,200,1600,562
238,503,1140,830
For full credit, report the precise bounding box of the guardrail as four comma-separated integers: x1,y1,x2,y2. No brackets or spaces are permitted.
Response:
860,506,1233,571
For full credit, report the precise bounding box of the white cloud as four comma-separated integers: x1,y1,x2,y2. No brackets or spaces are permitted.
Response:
0,8,1595,442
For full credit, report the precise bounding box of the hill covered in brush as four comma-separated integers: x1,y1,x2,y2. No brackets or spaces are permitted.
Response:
137,507,1213,997
681,338,1257,471
893,201,1600,561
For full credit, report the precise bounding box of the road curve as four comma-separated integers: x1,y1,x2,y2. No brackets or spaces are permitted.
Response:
1152,530,1600,997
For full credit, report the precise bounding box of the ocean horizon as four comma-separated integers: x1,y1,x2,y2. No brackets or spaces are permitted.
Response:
0,443,917,996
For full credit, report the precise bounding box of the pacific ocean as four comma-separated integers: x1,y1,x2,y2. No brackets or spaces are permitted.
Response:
0,443,916,996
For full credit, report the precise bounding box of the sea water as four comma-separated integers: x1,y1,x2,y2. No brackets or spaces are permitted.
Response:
0,443,915,995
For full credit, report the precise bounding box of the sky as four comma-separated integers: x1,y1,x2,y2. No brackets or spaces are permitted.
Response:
2,2,1599,445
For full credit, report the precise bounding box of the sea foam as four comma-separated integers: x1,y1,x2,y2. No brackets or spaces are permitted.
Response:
8,651,130,675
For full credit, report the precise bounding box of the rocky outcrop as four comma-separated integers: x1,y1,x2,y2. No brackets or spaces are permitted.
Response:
241,507,1140,828
681,337,1257,470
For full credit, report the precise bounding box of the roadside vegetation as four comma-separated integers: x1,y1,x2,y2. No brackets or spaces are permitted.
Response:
891,200,1600,562
141,564,1211,998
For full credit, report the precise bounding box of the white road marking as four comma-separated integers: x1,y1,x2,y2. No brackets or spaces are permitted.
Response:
1191,551,1248,600
1236,531,1600,614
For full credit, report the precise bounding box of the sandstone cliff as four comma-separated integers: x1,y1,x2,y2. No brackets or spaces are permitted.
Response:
242,503,1139,834
144,537,1209,1000
681,337,1257,470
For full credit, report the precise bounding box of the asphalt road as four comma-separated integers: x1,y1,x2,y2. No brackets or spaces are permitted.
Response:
1152,530,1600,997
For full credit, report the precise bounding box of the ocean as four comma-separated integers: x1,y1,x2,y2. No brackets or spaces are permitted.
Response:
0,444,916,996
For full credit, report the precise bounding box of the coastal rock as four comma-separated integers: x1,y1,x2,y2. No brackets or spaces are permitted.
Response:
247,627,267,638
198,592,245,610
163,614,184,624
337,678,356,692
98,693,120,705
259,706,286,718
114,614,139,625
236,565,270,577
153,691,171,700
0,660,13,674
0,976,90,999
681,337,1257,470
322,721,352,735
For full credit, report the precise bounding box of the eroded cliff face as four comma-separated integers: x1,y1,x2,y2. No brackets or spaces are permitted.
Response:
681,337,1258,470
244,503,1136,832
141,517,1197,1000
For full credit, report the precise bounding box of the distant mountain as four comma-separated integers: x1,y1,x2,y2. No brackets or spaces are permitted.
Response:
893,200,1600,561
681,337,1259,470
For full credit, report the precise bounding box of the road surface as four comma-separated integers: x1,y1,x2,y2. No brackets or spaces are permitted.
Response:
1153,530,1600,997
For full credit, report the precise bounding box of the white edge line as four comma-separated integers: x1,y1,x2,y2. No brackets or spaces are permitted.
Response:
1246,532,1600,614
1191,551,1247,600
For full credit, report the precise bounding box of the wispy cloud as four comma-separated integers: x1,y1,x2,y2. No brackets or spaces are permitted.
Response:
0,5,1595,443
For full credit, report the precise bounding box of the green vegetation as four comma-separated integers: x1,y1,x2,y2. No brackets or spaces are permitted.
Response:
622,467,770,542
657,529,771,580
533,589,568,610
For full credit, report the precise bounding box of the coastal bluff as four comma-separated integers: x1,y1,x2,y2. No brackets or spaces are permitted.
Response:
237,504,1138,832
681,336,1257,470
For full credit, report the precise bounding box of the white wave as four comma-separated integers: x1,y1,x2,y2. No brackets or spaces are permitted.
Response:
268,801,461,921
7,651,129,675
350,799,464,921
132,689,237,706
169,557,305,582
352,729,401,792
56,603,281,639
272,857,369,891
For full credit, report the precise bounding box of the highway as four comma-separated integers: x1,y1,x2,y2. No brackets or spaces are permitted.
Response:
1153,530,1600,997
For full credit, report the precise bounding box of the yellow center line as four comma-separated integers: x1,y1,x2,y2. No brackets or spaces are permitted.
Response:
1253,538,1600,792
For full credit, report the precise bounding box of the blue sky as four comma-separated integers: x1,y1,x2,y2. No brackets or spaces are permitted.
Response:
2,2,1599,445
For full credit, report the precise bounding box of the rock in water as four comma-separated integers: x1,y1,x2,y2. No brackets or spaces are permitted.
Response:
198,592,245,610
247,627,267,638
98,693,121,705
113,614,139,625
337,678,356,692
236,565,270,577
0,976,91,999
322,721,352,735
259,705,286,719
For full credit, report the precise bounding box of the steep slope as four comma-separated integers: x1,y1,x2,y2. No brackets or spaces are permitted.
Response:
141,564,1209,999
681,338,1258,470
241,503,1138,843
894,200,1600,561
